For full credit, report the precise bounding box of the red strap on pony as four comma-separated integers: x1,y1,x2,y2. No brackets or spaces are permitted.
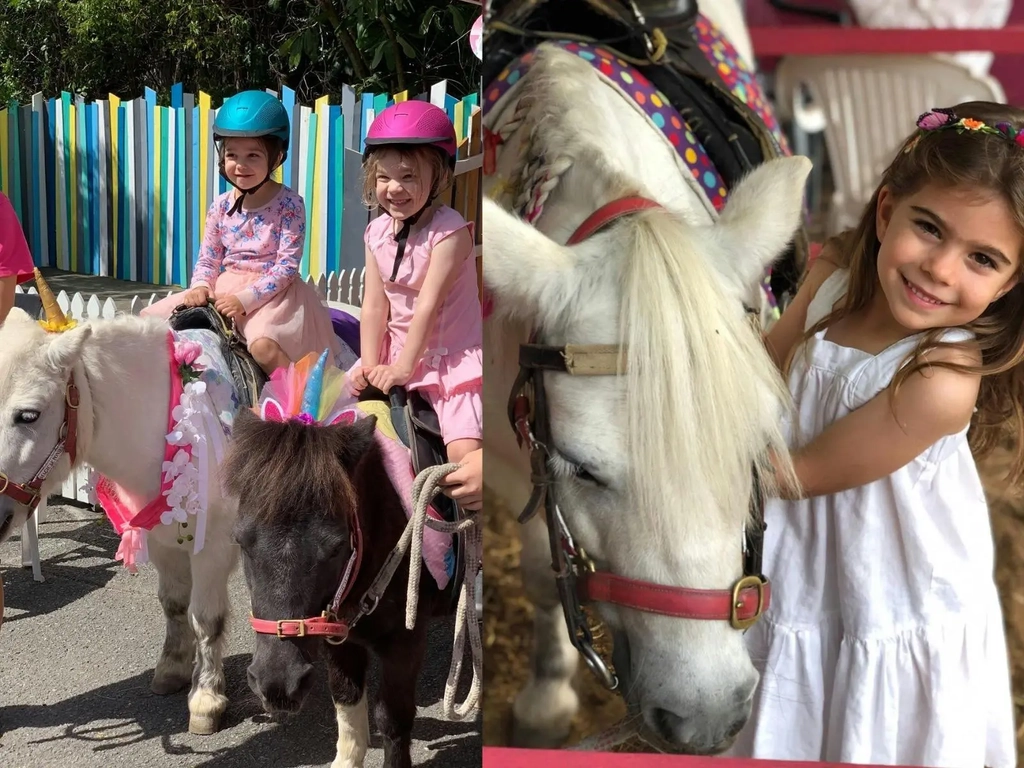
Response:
566,197,662,245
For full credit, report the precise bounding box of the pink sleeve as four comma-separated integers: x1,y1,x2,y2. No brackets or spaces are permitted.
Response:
429,208,474,258
191,199,226,290
0,192,35,282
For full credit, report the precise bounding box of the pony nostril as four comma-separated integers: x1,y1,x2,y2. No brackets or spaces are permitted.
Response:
651,707,686,743
725,713,748,739
286,664,315,701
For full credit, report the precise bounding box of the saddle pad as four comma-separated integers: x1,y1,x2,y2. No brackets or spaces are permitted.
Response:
485,15,790,214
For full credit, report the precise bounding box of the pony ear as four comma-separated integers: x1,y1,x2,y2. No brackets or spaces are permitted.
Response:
334,414,377,470
708,155,812,292
483,196,580,324
44,324,92,375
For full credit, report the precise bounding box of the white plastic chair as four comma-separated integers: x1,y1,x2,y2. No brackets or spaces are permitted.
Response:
774,55,1006,235
20,503,44,582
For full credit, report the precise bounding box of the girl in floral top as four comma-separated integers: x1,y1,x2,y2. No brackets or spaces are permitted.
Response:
143,91,342,375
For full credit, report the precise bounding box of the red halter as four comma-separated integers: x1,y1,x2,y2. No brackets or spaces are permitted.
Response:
0,377,80,515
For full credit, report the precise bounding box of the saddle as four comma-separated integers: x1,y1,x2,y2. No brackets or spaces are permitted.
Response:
484,0,810,308
167,303,268,408
357,383,468,610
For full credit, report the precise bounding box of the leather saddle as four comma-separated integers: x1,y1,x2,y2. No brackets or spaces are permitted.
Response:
167,303,268,409
484,0,809,308
357,383,468,610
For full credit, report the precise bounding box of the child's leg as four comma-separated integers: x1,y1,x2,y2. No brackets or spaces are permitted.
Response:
424,388,483,464
139,289,192,320
248,337,291,376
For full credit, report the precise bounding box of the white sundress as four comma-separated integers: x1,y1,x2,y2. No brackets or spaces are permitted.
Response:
729,269,1016,768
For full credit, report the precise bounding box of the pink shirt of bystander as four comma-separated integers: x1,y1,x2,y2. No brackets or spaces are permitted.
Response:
0,192,34,283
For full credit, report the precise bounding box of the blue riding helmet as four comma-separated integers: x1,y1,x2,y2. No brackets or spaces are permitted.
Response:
213,90,290,148
214,91,291,215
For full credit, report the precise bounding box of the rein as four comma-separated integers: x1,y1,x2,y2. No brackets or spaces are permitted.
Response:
507,195,771,691
0,376,80,516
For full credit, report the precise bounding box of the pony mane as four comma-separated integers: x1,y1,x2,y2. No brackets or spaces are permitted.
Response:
223,410,357,526
620,210,793,538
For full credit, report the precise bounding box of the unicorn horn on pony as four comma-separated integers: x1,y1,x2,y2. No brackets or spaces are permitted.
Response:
258,349,357,426
33,268,77,333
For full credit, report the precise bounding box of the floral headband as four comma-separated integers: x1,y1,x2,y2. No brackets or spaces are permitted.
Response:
905,108,1024,153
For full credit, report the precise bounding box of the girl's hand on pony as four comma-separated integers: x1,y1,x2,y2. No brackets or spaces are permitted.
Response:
367,363,412,394
214,294,245,320
183,286,211,308
349,366,372,396
440,448,483,511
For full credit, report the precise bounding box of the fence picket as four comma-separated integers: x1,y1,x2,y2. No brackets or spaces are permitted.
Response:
0,86,480,288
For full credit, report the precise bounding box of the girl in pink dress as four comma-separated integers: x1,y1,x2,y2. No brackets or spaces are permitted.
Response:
143,91,342,375
349,101,482,466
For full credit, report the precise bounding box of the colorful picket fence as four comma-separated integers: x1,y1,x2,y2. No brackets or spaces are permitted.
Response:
0,82,482,288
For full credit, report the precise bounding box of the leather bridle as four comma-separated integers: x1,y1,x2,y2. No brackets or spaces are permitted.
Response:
507,195,771,690
0,376,80,518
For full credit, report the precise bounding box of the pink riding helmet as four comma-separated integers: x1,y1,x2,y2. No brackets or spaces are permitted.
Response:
364,101,458,167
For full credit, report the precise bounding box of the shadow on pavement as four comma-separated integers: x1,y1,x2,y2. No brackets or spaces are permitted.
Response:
2,517,120,624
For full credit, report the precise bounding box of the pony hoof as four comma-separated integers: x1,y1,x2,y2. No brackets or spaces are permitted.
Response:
188,712,221,735
150,673,190,696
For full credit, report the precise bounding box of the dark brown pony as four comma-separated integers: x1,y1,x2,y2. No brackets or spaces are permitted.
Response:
223,408,456,768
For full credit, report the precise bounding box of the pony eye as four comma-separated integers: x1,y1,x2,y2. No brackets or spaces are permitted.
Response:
14,410,40,425
574,464,603,487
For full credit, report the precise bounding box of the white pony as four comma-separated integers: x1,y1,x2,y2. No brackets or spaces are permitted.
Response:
482,0,810,754
0,304,238,736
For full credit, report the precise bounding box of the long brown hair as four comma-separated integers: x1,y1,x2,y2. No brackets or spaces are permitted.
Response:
797,101,1024,483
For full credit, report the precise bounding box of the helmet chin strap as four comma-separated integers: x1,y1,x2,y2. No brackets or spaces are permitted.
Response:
219,154,284,216
226,175,271,216
388,197,435,282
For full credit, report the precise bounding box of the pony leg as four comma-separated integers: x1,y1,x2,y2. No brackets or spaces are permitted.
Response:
325,642,371,768
185,537,238,735
376,627,430,768
511,510,580,748
149,540,195,695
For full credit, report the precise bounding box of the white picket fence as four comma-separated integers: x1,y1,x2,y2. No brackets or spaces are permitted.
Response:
16,268,364,508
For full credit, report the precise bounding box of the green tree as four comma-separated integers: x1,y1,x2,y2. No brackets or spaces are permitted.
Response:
271,0,480,100
0,0,480,104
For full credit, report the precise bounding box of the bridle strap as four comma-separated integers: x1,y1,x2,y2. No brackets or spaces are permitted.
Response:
249,612,351,640
0,376,80,514
251,506,366,644
566,196,662,245
578,571,769,626
519,343,626,376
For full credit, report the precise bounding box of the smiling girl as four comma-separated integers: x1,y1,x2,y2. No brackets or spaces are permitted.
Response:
731,102,1024,768
143,90,342,375
348,101,482,467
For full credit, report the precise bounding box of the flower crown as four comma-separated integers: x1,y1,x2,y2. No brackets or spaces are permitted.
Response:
905,108,1024,153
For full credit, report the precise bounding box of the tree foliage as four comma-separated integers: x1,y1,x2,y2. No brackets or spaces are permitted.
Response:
0,0,481,104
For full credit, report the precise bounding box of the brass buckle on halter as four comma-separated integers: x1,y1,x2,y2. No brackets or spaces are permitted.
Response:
730,575,766,630
570,546,596,574
276,619,306,638
0,472,8,495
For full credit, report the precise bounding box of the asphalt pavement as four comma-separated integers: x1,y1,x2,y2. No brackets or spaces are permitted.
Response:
0,502,481,768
